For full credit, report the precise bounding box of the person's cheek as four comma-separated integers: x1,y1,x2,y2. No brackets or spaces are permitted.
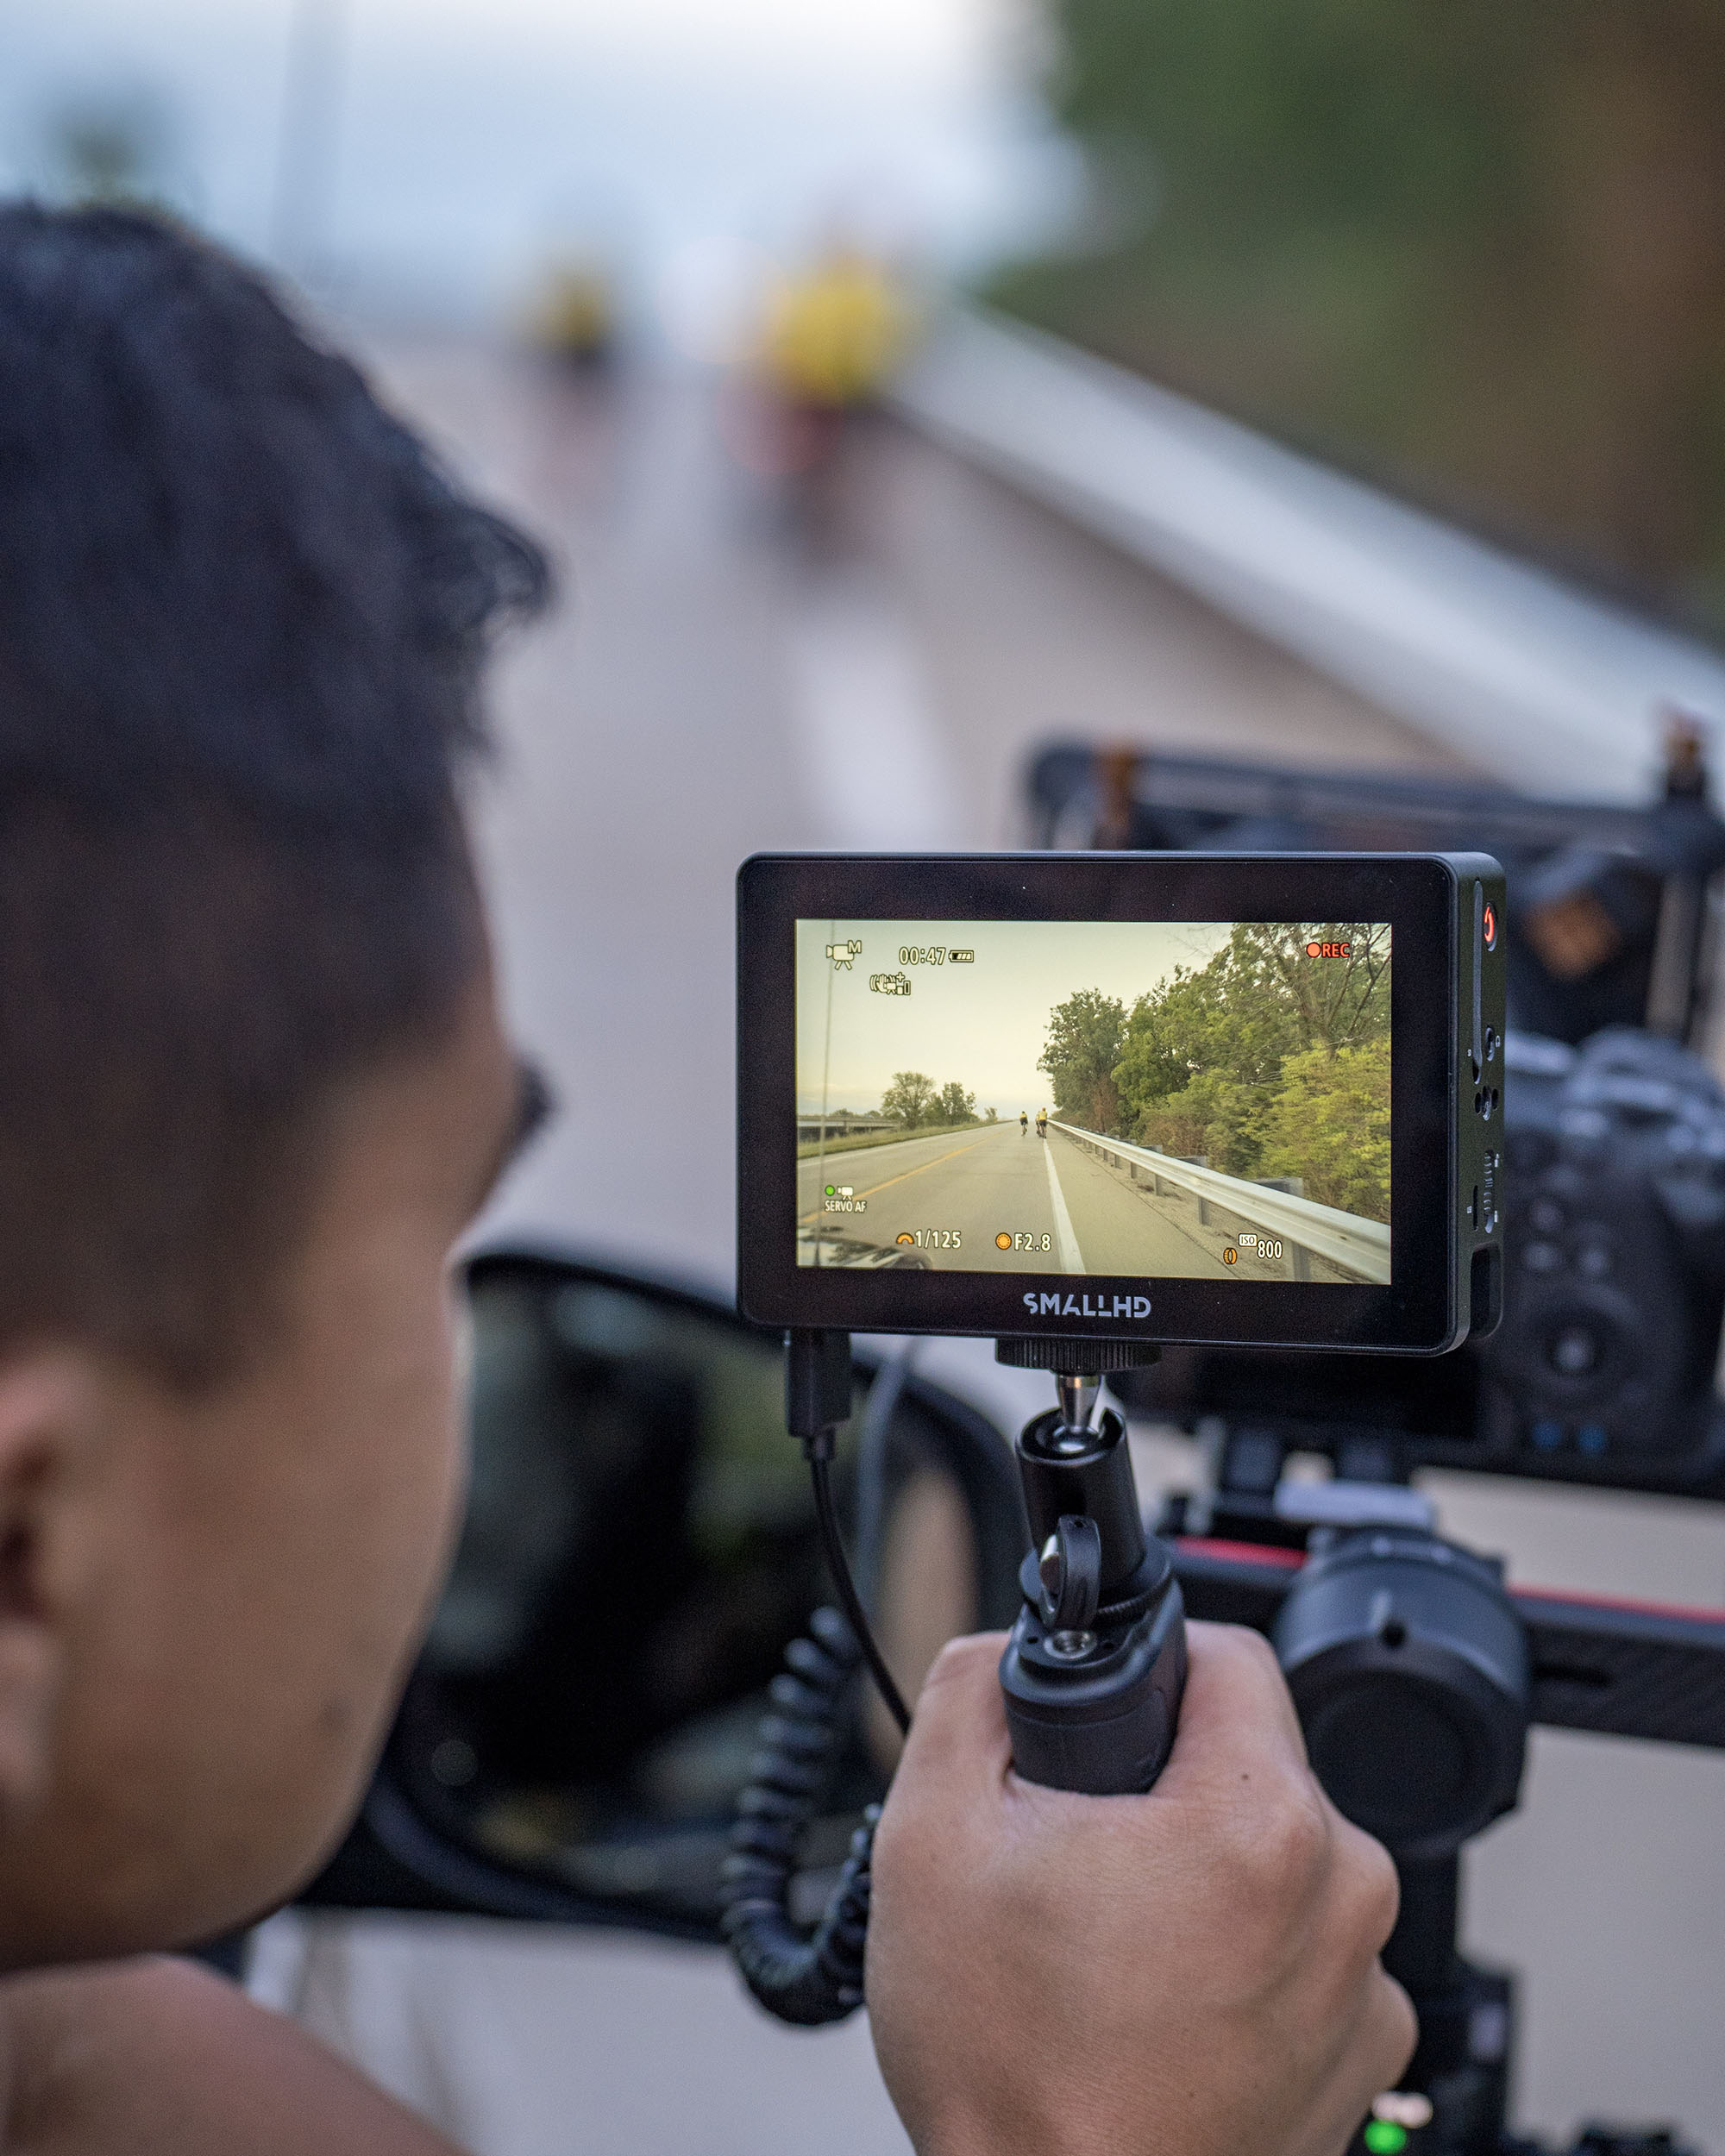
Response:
329,1274,467,1785
336,1269,466,1703
442,1283,474,1545
397,1270,470,1639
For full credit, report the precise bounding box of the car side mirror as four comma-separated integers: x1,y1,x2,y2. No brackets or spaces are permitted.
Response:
299,1248,1026,1942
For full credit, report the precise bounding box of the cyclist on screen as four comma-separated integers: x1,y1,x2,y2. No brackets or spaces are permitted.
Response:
1037,1108,1049,1138
1019,1111,1028,1136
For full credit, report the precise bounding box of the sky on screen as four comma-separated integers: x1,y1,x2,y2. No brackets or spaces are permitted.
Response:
795,918,1236,1118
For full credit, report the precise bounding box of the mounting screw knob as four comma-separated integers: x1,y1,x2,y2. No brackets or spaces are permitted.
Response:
1038,1514,1102,1633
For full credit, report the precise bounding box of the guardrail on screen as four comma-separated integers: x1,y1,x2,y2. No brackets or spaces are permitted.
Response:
1050,1121,1391,1286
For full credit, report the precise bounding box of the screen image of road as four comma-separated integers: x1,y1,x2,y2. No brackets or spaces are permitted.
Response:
796,918,1392,1286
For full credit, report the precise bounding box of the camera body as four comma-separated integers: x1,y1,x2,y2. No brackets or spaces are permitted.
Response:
737,849,1506,1357
1118,1026,1725,1495
1484,1029,1725,1471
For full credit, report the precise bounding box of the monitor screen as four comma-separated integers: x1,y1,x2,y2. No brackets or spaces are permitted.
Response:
795,918,1391,1287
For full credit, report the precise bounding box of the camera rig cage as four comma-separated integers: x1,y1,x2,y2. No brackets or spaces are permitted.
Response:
731,820,1725,2156
1021,740,1725,1501
1027,732,1725,1050
992,739,1725,2154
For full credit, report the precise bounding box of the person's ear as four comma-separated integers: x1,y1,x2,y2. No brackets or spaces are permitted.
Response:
0,1358,100,1825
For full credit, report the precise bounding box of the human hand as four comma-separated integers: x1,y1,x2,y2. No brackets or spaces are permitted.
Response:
866,1620,1414,2156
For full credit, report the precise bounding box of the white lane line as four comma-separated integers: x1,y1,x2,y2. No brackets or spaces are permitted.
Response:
1043,1135,1086,1274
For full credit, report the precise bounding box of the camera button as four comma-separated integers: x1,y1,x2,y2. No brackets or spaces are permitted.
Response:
1548,1325,1603,1377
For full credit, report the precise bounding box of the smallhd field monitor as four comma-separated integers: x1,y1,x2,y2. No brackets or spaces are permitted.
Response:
737,853,1506,1355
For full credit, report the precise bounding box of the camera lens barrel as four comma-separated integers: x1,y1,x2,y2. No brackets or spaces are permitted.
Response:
1274,1528,1528,1862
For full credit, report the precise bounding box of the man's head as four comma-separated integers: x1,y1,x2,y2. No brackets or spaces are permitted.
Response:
0,204,549,1965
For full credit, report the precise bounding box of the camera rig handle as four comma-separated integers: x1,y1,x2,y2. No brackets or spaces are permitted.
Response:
995,1336,1187,1795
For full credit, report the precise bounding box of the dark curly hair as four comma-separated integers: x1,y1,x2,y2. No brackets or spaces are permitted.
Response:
0,203,549,1382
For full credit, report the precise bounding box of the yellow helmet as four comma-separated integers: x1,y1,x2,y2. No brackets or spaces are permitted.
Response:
757,254,910,408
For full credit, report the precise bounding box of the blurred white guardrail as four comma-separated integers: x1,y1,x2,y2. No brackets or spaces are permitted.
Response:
888,308,1725,803
1051,1119,1392,1286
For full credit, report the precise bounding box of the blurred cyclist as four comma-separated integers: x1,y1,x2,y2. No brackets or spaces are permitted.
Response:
758,248,906,411
527,258,615,373
727,246,912,549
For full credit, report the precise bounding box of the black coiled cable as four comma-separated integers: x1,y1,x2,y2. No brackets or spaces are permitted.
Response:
724,1344,920,2026
719,1606,882,2025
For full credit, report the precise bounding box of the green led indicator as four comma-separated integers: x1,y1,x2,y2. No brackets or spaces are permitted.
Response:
825,1185,836,1196
1364,2123,1408,2154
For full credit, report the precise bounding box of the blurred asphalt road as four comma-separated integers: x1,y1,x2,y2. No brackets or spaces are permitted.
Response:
267,329,1725,2156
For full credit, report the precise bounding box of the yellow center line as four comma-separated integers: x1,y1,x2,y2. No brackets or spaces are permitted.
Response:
799,1130,1001,1224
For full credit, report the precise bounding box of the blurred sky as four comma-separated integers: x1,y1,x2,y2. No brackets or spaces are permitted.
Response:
0,0,1082,325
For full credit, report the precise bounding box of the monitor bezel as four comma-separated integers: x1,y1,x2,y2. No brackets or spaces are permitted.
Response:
737,852,1465,1353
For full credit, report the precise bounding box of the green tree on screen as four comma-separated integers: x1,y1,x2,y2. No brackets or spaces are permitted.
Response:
1107,924,1390,1206
939,1081,978,1125
882,1071,938,1128
1137,1067,1271,1178
1038,990,1128,1131
1259,1040,1391,1221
